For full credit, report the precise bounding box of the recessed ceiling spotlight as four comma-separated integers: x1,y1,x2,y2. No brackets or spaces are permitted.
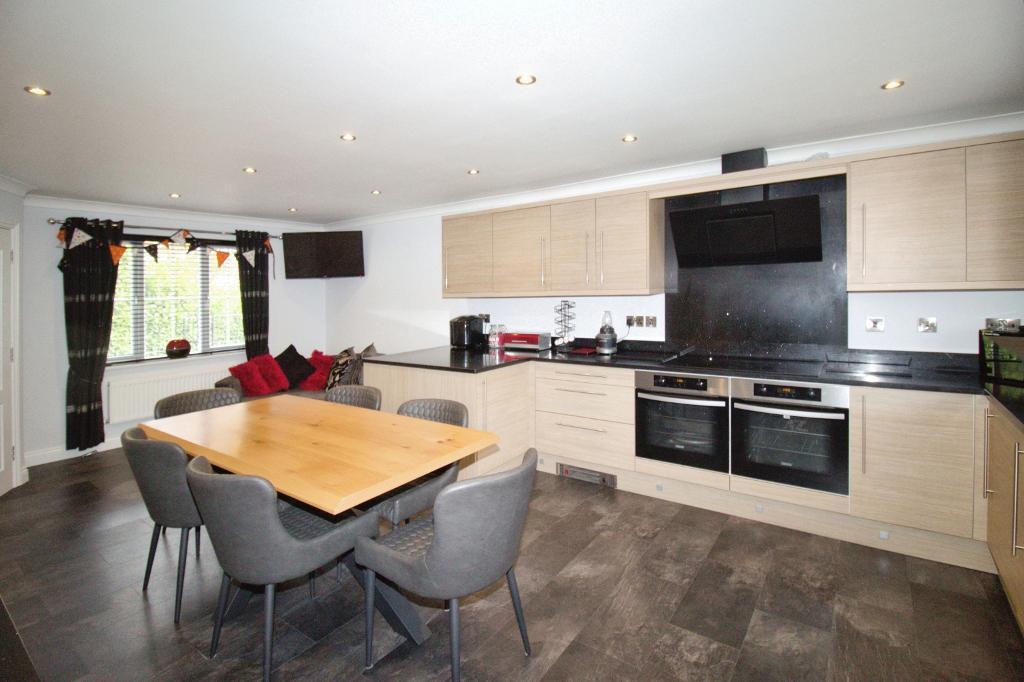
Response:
242,167,258,174
880,79,905,91
23,85,51,96
370,189,381,195
515,74,537,86
287,207,298,213
168,192,181,199
467,168,480,175
622,134,638,143
340,132,357,142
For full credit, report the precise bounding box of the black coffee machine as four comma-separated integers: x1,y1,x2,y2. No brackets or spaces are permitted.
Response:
450,314,489,349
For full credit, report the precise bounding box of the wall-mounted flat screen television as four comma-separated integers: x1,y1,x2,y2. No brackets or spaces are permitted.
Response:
283,231,365,278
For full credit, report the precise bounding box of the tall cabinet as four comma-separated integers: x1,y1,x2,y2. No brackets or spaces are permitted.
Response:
986,402,1024,630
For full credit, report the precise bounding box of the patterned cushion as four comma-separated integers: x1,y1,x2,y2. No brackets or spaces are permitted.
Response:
379,516,434,558
324,347,355,390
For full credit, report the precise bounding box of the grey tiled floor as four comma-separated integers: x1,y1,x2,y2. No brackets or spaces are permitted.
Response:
1,449,1022,680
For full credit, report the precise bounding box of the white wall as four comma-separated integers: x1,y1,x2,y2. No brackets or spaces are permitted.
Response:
20,196,327,465
325,113,1024,357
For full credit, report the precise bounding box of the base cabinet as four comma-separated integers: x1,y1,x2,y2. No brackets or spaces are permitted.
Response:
986,403,1024,630
849,387,975,538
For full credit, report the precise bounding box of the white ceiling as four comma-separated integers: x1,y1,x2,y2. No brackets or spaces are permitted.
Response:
1,0,1022,224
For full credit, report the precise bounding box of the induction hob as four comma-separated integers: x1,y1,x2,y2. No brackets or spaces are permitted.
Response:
664,353,826,379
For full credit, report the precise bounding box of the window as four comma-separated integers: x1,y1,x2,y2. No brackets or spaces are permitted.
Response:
108,241,245,362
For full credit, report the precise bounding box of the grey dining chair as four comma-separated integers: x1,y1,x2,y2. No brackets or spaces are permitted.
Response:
325,385,382,410
186,456,378,682
356,448,537,681
121,427,203,624
154,387,240,419
372,398,470,526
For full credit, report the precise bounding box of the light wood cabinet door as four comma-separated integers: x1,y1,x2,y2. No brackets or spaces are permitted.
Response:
967,140,1024,281
548,199,596,291
492,206,551,293
847,148,966,286
849,387,975,537
442,214,492,295
986,410,1024,625
596,193,649,290
535,411,635,471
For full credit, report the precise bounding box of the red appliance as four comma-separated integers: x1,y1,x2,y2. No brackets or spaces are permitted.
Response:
499,332,552,351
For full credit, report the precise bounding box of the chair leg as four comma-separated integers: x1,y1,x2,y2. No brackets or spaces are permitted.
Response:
364,569,375,670
263,584,275,682
174,527,190,624
210,572,231,657
449,598,460,682
142,524,161,591
308,572,316,600
195,527,201,558
507,568,531,656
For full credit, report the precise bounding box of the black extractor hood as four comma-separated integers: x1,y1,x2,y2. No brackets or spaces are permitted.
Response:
669,194,822,268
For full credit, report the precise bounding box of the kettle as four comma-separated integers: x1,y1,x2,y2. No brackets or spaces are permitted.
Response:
450,315,488,348
595,311,618,355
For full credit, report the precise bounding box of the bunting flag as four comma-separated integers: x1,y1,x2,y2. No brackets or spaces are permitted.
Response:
109,244,127,266
161,238,171,249
170,229,190,244
185,235,202,253
263,237,273,254
241,249,256,268
145,243,160,262
68,228,93,249
264,237,276,279
56,227,66,247
215,250,230,267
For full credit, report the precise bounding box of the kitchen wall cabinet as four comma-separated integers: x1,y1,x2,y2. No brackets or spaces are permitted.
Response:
849,386,975,537
847,148,967,288
442,214,492,295
491,206,551,293
985,401,1024,630
441,191,663,298
966,140,1024,282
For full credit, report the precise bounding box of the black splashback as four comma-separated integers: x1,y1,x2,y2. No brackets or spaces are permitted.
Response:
664,175,846,350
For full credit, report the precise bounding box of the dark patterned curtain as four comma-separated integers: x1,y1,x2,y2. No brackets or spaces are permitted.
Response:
58,218,124,450
235,230,270,359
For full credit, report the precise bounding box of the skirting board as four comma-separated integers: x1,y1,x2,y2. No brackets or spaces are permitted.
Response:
536,451,996,574
25,435,121,468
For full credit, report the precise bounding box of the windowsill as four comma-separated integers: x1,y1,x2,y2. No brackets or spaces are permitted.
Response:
106,348,245,369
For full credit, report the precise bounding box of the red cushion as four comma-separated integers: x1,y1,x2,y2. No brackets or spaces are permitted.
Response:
251,354,289,393
298,350,334,391
229,359,273,397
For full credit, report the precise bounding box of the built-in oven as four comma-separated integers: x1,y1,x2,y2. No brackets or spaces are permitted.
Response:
635,372,730,472
730,378,849,494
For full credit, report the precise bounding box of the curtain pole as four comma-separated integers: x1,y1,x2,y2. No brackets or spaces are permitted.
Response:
47,218,282,240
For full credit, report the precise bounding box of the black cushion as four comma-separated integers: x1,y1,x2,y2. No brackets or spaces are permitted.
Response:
275,344,315,389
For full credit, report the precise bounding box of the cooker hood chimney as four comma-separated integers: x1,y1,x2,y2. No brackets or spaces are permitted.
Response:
721,147,768,204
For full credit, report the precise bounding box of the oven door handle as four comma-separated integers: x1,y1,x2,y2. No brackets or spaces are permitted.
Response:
733,402,847,421
637,392,727,408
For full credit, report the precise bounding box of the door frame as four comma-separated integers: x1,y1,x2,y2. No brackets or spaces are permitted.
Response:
0,220,23,488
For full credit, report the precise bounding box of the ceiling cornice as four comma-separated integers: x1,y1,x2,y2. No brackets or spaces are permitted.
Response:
23,194,324,232
0,173,34,198
325,110,1024,230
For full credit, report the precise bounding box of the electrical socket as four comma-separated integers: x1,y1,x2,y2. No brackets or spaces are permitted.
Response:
918,317,937,333
866,316,885,332
633,314,645,327
645,315,657,327
625,315,635,327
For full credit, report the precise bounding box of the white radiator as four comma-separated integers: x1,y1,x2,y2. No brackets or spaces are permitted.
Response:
104,366,233,424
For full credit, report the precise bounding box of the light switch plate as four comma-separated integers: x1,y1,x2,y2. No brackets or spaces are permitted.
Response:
645,316,657,328
634,313,645,327
866,317,885,332
918,317,937,333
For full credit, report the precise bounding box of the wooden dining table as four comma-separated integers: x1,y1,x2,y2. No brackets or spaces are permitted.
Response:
140,393,499,643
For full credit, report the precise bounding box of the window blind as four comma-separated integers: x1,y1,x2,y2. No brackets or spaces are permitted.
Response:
108,241,245,362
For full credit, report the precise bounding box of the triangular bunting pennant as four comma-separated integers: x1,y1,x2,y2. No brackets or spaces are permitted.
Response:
161,238,171,249
241,249,256,268
170,229,188,244
109,244,127,266
215,250,230,267
263,237,273,254
56,227,66,246
68,228,93,249
186,235,202,253
145,243,160,262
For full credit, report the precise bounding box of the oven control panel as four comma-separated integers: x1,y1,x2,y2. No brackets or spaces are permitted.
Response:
653,375,707,391
754,383,820,402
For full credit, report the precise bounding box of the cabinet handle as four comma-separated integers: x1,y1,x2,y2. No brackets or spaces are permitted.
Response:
984,411,995,497
599,231,605,285
443,247,449,290
555,421,607,433
540,238,546,287
1013,443,1023,556
860,203,867,279
860,394,867,474
554,370,606,379
585,232,590,285
554,387,606,396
